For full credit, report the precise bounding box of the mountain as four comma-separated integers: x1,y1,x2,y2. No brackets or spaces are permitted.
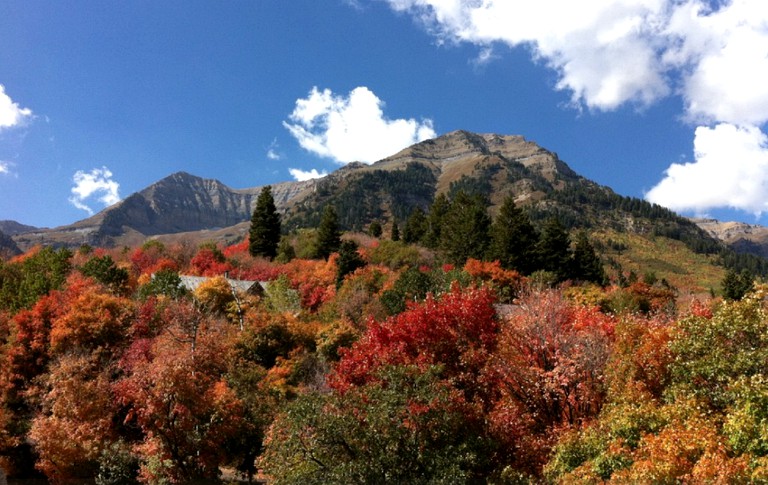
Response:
283,131,716,249
0,220,40,236
10,130,766,280
282,131,581,230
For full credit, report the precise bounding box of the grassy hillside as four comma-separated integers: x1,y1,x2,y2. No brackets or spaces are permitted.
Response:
593,229,725,295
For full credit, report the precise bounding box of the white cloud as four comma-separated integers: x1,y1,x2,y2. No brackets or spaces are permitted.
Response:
0,161,10,174
0,85,32,130
284,86,436,164
384,0,768,215
266,138,281,160
646,123,768,215
666,0,768,126
386,0,671,110
69,166,121,215
289,168,328,181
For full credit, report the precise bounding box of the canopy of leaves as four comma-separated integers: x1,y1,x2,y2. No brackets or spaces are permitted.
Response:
261,364,490,484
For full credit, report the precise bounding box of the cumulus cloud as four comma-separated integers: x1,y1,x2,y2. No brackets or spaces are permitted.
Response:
646,124,768,215
289,168,329,181
0,161,10,175
284,86,436,164
0,85,32,130
664,0,768,126
386,0,671,110
69,167,121,215
648,0,768,213
384,0,768,215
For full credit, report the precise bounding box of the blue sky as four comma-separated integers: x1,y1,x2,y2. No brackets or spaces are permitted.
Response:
1,1,767,228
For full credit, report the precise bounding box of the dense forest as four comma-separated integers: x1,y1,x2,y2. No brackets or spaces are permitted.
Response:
1,190,768,483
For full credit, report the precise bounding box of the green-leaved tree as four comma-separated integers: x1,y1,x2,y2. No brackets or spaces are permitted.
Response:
403,207,428,244
570,232,607,286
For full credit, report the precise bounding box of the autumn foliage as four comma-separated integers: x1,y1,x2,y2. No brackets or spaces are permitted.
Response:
0,232,765,483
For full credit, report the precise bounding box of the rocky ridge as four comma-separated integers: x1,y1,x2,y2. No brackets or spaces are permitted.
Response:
12,172,315,250
694,218,768,258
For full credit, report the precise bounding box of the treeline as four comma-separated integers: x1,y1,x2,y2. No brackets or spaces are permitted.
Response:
393,191,607,286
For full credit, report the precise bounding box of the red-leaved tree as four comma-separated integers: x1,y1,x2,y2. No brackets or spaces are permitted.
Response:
488,289,616,474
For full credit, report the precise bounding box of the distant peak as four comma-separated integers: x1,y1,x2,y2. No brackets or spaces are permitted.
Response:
152,171,226,188
166,171,201,181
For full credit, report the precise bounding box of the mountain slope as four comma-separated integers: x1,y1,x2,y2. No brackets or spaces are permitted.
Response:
283,131,581,230
283,131,716,251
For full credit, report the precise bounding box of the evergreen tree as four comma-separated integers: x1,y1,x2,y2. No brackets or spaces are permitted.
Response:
249,185,281,259
336,240,366,288
403,207,428,244
440,191,491,265
424,193,449,249
391,221,400,242
570,231,607,286
536,218,572,283
722,268,754,301
368,221,382,238
487,195,539,274
315,205,341,260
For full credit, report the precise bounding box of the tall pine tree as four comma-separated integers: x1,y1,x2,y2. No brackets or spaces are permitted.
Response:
571,231,607,286
315,205,341,260
536,218,572,283
336,240,365,288
424,193,449,249
403,207,428,244
487,195,539,274
391,221,400,241
249,185,281,259
440,191,491,265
